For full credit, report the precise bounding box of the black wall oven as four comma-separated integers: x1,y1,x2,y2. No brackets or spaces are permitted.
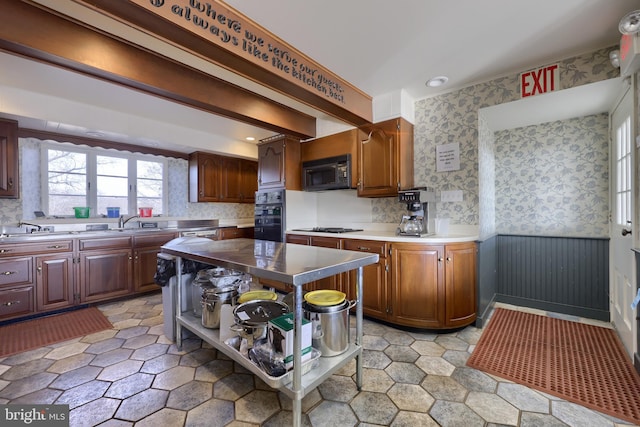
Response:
254,189,285,242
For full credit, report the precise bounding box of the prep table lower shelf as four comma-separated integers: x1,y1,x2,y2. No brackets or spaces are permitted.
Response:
176,312,362,396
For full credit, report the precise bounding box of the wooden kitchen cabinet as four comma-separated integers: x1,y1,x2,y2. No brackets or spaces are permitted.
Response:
218,227,254,240
257,135,301,190
35,253,75,311
189,152,257,203
0,256,35,320
239,159,258,203
344,239,389,319
357,117,413,197
283,234,345,293
78,236,132,303
0,119,19,199
189,151,221,202
133,232,176,294
390,241,476,329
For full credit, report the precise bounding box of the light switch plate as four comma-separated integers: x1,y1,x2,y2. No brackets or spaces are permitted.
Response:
441,190,463,202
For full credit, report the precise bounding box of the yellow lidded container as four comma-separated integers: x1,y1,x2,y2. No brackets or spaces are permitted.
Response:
304,289,346,307
238,290,278,304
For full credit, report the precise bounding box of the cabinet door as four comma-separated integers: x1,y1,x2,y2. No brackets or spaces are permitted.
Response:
343,239,388,319
35,254,75,311
0,119,19,198
358,122,397,197
258,140,286,189
310,236,343,293
0,287,34,320
357,118,413,197
220,157,242,202
79,249,132,303
133,247,162,293
189,152,221,202
391,243,444,328
239,159,258,203
444,243,477,327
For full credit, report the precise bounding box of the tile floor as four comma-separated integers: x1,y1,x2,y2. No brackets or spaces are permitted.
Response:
0,293,637,427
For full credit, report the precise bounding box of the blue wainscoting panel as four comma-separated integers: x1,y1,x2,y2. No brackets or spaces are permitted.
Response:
495,235,609,321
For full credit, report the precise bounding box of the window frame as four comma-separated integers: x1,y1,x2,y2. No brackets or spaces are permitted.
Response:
40,142,168,217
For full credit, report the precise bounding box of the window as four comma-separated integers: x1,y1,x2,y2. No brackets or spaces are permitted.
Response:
42,143,167,217
615,116,632,226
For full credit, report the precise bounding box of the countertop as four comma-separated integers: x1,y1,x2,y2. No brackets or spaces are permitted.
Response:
161,237,379,286
285,229,479,243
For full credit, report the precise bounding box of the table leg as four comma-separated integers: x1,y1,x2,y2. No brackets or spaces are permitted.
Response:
175,256,183,350
356,266,363,389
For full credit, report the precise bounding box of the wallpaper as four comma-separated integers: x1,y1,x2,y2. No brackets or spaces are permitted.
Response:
371,46,619,236
495,114,609,237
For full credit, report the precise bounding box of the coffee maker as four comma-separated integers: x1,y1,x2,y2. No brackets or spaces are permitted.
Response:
396,187,436,237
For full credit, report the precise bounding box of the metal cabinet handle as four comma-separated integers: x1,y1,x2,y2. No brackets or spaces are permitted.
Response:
7,177,13,189
438,257,443,262
3,300,20,307
357,246,370,251
622,228,632,236
37,266,42,273
47,245,64,249
0,249,12,253
1,270,16,275
446,257,451,262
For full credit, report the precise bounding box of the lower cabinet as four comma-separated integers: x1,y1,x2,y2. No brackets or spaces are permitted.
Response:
36,253,75,311
79,248,132,303
133,232,177,293
390,242,477,329
263,235,478,329
343,239,389,319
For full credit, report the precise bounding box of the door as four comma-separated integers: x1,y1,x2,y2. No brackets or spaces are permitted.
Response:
610,85,635,358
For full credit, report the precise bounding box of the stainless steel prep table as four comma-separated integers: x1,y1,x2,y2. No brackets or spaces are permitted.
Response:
160,237,379,427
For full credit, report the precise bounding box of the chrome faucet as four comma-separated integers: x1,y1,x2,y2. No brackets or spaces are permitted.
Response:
118,215,139,228
18,221,42,232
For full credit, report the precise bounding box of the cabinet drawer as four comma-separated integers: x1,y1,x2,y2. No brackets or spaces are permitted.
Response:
133,232,177,248
0,257,32,287
0,286,35,319
343,239,388,258
0,240,73,257
79,236,132,251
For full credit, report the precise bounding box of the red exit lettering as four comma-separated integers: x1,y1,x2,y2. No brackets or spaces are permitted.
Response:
520,64,559,98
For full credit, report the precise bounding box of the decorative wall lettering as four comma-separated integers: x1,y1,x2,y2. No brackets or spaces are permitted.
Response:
131,0,354,106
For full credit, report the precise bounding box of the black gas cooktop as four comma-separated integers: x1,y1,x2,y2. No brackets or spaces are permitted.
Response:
292,227,363,233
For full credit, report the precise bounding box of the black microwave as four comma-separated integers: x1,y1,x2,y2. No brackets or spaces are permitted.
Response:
302,154,351,191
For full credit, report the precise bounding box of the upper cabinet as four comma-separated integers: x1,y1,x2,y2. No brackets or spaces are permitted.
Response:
357,118,414,197
189,152,257,203
0,119,19,199
257,135,301,190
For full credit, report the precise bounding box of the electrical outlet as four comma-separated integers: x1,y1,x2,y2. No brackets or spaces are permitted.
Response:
440,190,463,202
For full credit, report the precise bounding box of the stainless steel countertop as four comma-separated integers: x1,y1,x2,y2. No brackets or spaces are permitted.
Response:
161,237,379,286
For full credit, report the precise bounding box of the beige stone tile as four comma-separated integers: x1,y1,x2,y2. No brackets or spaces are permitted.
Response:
45,342,90,360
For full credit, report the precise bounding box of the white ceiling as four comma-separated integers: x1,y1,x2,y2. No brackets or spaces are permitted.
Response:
1,0,639,155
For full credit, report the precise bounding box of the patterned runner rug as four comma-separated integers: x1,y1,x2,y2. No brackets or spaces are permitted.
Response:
467,308,640,425
0,307,112,358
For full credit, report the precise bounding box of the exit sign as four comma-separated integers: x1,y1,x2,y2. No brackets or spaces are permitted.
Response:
520,64,559,98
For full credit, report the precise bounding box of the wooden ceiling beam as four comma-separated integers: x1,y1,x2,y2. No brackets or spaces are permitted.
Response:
0,0,316,139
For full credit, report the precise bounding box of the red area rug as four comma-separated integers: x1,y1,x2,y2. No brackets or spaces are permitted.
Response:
467,308,640,425
0,307,112,358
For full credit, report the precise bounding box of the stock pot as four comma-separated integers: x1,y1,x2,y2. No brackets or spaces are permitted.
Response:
302,290,354,357
230,300,289,348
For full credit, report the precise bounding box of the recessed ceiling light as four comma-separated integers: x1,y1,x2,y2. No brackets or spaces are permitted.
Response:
245,136,255,141
426,76,449,87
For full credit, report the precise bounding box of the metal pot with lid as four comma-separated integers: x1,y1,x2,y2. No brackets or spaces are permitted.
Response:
302,290,355,357
201,285,238,329
230,300,289,348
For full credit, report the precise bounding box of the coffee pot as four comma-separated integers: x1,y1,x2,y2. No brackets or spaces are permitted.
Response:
396,188,436,237
398,215,423,234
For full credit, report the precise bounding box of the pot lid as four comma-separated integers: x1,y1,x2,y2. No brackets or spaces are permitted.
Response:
304,290,346,306
238,290,277,304
233,300,289,326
